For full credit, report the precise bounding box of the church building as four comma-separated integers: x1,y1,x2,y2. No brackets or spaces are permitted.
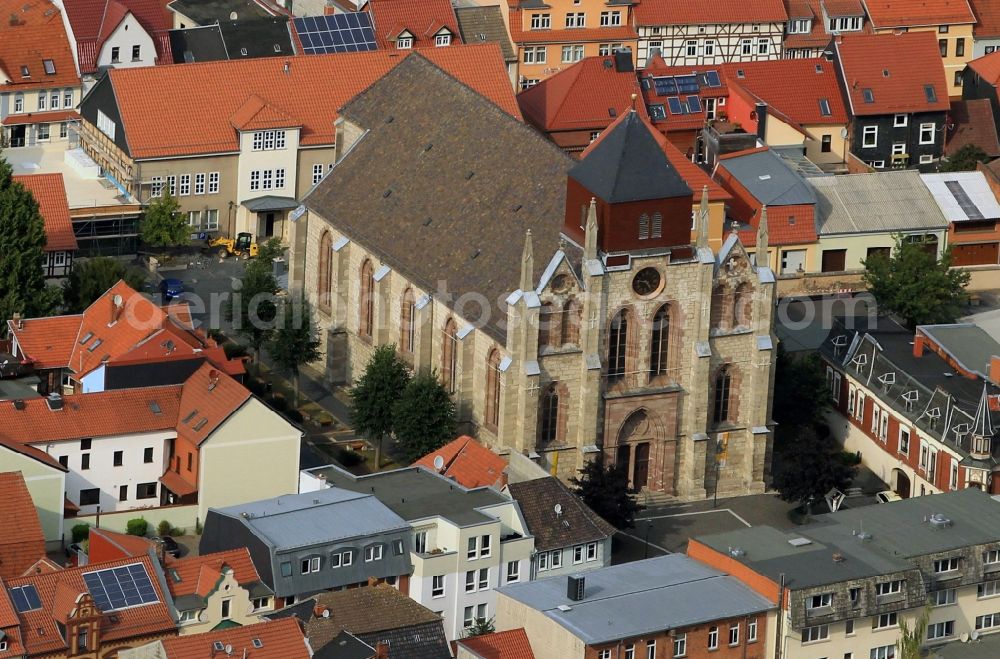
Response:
295,53,776,499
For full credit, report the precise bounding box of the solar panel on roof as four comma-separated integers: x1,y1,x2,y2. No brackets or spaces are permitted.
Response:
83,563,159,612
648,104,666,120
704,70,721,87
666,97,684,115
653,77,677,96
675,74,699,93
9,585,41,612
293,14,377,54
686,95,702,113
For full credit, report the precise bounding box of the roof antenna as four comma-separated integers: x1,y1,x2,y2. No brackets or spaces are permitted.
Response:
630,92,637,113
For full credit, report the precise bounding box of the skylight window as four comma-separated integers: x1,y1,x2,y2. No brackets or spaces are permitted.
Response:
862,88,874,104
924,84,938,103
819,98,831,116
87,338,103,352
43,59,55,74
20,65,29,77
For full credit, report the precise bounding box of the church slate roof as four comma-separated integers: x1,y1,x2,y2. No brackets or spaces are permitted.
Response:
569,110,692,203
304,53,576,342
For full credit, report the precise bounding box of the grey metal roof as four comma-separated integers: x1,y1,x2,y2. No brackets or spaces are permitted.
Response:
498,554,773,644
214,487,411,550
810,171,948,235
309,465,513,527
917,323,1000,381
697,489,1000,590
569,111,692,203
241,195,299,212
718,149,816,206
930,631,1000,658
921,171,1000,223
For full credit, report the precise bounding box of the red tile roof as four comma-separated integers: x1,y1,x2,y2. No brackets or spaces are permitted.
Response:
508,12,637,44
1,109,80,126
9,281,243,377
0,473,46,581
175,362,251,447
0,0,79,92
969,49,1000,85
947,99,1000,156
105,45,518,160
5,554,174,656
970,0,1000,36
366,0,462,49
412,436,507,488
230,95,301,131
0,437,68,472
635,0,787,26
518,56,645,134
862,0,975,27
455,628,536,659
87,528,156,563
13,174,78,252
156,618,310,658
9,314,82,369
834,32,950,115
738,205,817,246
164,548,262,599
721,59,849,125
63,0,173,73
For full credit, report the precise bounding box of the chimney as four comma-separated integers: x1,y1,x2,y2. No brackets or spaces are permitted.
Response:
283,60,290,74
567,574,585,601
12,312,22,330
46,392,64,411
754,102,768,141
913,334,925,358
313,604,329,618
375,641,390,659
613,48,633,73
208,369,220,391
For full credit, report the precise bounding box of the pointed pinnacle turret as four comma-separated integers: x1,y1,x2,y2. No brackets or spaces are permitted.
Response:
974,382,995,440
520,229,534,293
696,185,709,249
584,197,599,261
756,205,769,268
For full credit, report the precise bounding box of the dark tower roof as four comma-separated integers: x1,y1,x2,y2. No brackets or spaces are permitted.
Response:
569,110,692,204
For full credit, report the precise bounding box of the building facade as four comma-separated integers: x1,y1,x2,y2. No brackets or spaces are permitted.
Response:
634,0,787,68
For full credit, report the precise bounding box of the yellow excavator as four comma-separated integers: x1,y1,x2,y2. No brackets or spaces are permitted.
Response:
208,232,259,259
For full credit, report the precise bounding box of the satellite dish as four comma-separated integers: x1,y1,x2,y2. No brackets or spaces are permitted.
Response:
229,11,238,20
113,294,123,306
840,127,849,139
433,455,445,470
961,632,970,642
225,644,233,655
554,503,563,516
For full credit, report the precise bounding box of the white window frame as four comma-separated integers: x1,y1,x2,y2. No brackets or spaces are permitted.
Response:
194,173,205,195
673,634,686,658
876,580,903,597
573,545,584,564
704,39,715,56
524,46,547,64
748,618,757,642
396,36,413,49
561,44,584,63
708,626,719,650
862,125,878,148
538,551,549,571
506,561,520,583
899,427,910,455
919,123,935,145
934,557,959,574
932,588,956,606
179,174,191,196
977,612,1000,630
364,544,383,562
480,535,491,558
435,33,451,46
262,169,273,190
586,542,598,561
894,114,908,127
467,536,479,560
979,580,1000,599
801,624,829,643
208,172,220,194
166,175,176,196
530,13,550,29
150,176,163,198
565,12,585,28
728,623,740,646
432,574,445,597
13,94,23,113
926,620,954,640
312,163,324,185
275,168,285,189
600,10,621,26
874,612,897,629
301,556,320,574
550,549,562,569
37,92,46,111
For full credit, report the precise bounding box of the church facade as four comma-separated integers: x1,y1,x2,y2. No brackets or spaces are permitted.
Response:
294,54,775,499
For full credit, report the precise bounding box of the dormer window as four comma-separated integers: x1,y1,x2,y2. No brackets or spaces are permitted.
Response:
788,19,811,34
397,36,413,49
435,33,451,47
42,59,55,74
20,65,29,77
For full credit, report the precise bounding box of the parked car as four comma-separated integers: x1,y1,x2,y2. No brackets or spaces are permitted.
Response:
158,278,184,302
153,535,182,558
875,490,902,504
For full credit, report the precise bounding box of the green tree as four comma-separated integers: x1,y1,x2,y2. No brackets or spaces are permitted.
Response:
392,370,457,462
464,617,495,638
140,192,188,248
939,144,989,172
897,607,930,659
772,346,829,429
349,345,410,467
772,425,856,507
0,155,59,325
862,235,969,328
226,260,278,366
62,257,147,313
570,458,643,529
268,294,321,406
256,237,285,262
